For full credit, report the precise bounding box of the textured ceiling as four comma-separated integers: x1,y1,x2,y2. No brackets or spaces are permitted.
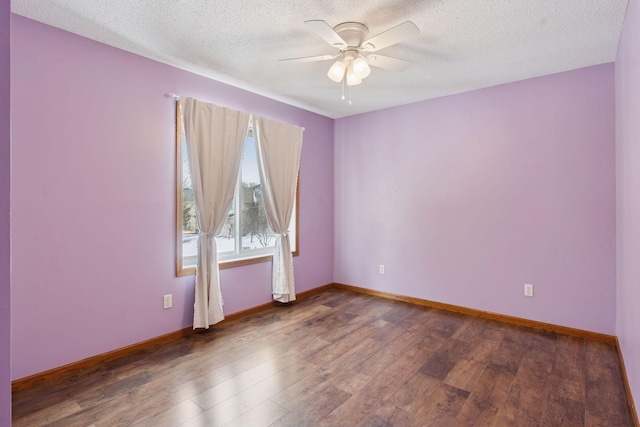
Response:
11,0,629,119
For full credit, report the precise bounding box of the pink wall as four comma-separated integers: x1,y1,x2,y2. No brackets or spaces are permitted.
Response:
11,15,334,380
335,64,616,334
616,0,640,413
0,0,10,424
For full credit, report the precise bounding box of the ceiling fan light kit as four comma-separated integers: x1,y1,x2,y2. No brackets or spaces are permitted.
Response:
346,65,363,86
352,57,371,79
281,19,420,99
327,52,371,86
327,60,347,82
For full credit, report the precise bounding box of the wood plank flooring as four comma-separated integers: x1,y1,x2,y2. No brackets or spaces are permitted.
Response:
12,289,635,426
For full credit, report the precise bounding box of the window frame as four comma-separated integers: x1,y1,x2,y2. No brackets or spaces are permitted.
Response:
175,101,299,277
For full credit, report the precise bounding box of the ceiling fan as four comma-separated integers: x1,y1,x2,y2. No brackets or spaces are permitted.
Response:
280,20,420,87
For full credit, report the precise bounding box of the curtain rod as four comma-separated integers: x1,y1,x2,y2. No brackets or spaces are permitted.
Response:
167,92,304,131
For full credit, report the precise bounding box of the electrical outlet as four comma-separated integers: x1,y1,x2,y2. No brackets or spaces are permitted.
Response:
379,265,385,275
524,284,534,297
163,294,172,309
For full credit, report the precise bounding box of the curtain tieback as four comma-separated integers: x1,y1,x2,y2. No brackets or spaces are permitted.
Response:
199,231,216,239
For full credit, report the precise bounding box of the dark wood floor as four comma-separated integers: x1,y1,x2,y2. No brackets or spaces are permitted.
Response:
12,289,634,426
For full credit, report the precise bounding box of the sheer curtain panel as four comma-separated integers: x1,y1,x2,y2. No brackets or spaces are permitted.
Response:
254,116,303,303
182,98,249,328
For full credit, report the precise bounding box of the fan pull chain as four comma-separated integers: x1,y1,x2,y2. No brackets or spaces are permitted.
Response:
339,68,352,105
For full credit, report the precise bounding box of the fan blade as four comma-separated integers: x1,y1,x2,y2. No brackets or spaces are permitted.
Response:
364,54,412,72
279,54,339,63
361,21,420,52
304,20,348,49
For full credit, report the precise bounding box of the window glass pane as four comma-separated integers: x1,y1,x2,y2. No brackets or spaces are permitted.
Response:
241,136,276,250
289,193,296,252
182,137,198,269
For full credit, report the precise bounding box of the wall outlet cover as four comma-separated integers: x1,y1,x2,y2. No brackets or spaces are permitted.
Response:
163,294,172,309
524,284,534,297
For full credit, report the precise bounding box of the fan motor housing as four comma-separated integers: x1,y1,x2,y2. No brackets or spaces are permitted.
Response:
333,22,369,48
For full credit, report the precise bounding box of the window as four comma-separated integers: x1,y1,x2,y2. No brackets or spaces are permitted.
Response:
176,102,299,276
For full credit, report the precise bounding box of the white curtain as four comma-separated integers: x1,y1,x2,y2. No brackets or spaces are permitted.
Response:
182,98,249,328
253,116,303,303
